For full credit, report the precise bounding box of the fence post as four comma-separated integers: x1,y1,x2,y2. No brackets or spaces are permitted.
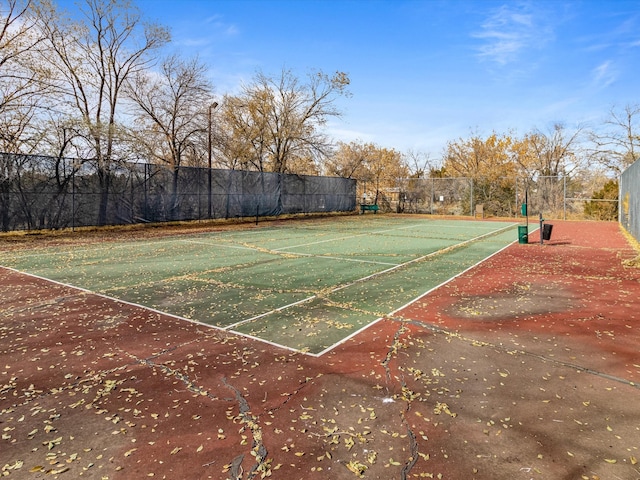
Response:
563,175,567,220
72,160,75,232
430,178,434,215
470,178,473,217
515,177,518,218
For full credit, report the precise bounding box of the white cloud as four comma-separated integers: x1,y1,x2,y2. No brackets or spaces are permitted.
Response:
203,14,239,36
591,60,617,89
327,126,376,145
178,37,212,48
174,13,238,48
473,3,552,66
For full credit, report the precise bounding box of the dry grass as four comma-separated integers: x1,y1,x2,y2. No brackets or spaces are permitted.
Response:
620,223,640,268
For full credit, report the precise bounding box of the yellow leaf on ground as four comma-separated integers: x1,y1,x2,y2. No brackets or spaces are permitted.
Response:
346,460,367,477
124,448,137,457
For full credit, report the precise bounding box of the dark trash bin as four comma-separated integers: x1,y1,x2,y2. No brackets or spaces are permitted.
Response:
542,223,553,241
518,225,528,244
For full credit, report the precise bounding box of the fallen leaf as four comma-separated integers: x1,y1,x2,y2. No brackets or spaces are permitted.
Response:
50,466,69,474
344,437,355,450
346,460,367,477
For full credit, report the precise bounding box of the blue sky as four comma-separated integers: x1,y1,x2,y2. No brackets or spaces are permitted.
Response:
68,0,640,157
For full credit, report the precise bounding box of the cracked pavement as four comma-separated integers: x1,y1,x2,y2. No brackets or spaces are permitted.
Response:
2,221,640,479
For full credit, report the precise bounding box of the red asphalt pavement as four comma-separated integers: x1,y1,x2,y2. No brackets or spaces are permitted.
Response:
1,219,639,480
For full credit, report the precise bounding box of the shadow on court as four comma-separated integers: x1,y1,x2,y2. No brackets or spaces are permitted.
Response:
1,219,639,479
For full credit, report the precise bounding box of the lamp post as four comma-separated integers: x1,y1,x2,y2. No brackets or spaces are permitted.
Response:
207,102,218,218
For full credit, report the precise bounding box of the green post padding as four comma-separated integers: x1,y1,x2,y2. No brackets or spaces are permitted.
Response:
518,225,528,244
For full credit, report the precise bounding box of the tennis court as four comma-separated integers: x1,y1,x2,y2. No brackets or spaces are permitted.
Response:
0,216,517,354
2,219,640,480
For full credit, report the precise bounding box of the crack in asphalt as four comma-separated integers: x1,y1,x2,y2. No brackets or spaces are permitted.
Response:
0,293,87,316
400,422,419,480
112,342,221,400
399,317,640,390
221,376,270,480
380,321,420,479
381,322,409,382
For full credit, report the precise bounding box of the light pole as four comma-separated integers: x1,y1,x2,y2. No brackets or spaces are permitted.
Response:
207,102,218,218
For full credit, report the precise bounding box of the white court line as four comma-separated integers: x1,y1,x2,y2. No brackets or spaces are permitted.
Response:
328,222,517,295
4,221,519,358
1,266,303,355
286,252,400,266
180,239,401,267
0,220,484,261
388,239,517,316
0,236,225,260
310,318,386,357
272,220,501,253
272,222,426,251
179,239,257,251
224,223,517,332
1,228,294,260
311,227,519,357
225,295,318,328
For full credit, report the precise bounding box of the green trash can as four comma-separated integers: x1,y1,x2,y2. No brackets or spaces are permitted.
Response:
518,225,528,244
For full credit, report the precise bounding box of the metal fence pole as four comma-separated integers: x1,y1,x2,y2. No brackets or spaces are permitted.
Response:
430,178,434,215
72,161,75,232
207,108,212,219
563,175,567,220
515,177,518,218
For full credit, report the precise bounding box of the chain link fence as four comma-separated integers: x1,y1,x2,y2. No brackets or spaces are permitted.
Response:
0,153,356,232
620,160,640,242
359,175,613,220
2,151,622,233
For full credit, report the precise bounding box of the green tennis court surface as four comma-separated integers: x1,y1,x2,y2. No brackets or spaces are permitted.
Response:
1,217,518,354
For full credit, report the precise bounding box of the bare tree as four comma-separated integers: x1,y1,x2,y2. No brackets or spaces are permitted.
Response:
37,0,169,224
217,93,269,171
327,140,407,204
0,0,53,152
520,123,584,178
126,54,215,214
220,68,350,174
588,104,640,175
517,124,584,215
404,149,433,178
443,132,518,216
